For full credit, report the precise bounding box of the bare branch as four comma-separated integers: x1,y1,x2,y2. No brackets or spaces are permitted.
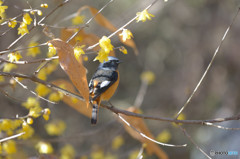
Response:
179,126,212,159
175,8,240,119
12,77,57,104
0,56,58,64
0,132,25,143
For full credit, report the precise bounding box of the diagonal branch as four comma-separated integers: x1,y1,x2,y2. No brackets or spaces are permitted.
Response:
175,8,240,119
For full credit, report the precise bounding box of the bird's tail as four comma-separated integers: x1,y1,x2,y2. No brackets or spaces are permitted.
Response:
91,100,98,125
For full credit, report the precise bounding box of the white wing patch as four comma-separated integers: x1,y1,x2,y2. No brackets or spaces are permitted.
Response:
100,81,111,89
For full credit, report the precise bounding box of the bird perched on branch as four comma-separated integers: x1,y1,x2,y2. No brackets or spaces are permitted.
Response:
89,56,121,125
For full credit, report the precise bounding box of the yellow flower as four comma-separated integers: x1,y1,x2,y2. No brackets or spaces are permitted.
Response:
36,141,53,154
37,68,47,80
94,49,109,63
173,114,186,127
3,140,16,154
0,12,5,23
119,29,133,42
141,71,156,85
105,153,117,159
35,84,51,97
8,19,17,28
83,56,88,61
27,117,34,125
3,63,17,72
8,51,22,62
27,41,40,57
18,122,34,139
72,15,85,25
18,22,29,35
74,45,85,62
0,119,12,131
60,144,75,159
45,63,57,75
111,135,124,150
119,46,127,54
156,129,171,143
136,9,155,22
29,106,42,118
42,108,51,121
45,120,66,136
48,92,63,102
91,149,104,159
0,76,4,82
22,97,40,109
37,10,43,16
23,13,32,25
40,3,48,8
99,36,114,54
0,1,8,15
47,43,56,57
128,150,143,159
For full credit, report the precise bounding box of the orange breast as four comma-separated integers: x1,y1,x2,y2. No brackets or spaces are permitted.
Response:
101,71,119,101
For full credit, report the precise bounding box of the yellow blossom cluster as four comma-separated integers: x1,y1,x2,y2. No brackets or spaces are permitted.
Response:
119,29,133,42
8,19,17,28
3,63,17,72
0,0,8,22
94,36,114,63
136,9,154,22
36,62,58,81
156,129,171,143
141,71,156,85
111,135,124,150
45,120,66,136
0,119,23,136
90,149,117,159
27,41,40,57
18,13,32,35
72,15,85,25
60,144,75,159
74,45,85,62
47,43,57,57
8,51,22,62
36,141,53,154
1,140,17,155
48,84,65,102
119,46,128,54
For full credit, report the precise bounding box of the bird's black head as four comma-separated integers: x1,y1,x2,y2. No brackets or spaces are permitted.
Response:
98,56,121,70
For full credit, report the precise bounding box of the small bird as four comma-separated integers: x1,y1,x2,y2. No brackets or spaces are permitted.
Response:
89,56,121,124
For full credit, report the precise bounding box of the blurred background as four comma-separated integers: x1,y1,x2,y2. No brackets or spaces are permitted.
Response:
1,0,240,158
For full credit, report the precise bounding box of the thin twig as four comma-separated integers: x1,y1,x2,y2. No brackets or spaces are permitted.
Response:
66,0,114,43
134,80,148,108
118,114,187,147
179,126,212,159
0,88,24,102
12,77,57,104
0,56,58,65
175,8,240,119
0,132,25,143
0,43,47,55
0,71,84,101
34,61,50,75
86,0,159,51
4,0,71,50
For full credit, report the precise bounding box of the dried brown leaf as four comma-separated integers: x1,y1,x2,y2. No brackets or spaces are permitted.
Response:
50,39,89,105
